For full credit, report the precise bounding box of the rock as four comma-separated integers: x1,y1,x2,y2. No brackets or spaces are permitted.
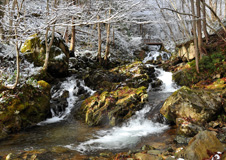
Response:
177,43,195,61
160,86,223,124
21,33,69,77
135,153,159,160
174,135,191,144
6,153,17,160
151,79,163,89
99,152,113,158
147,150,162,155
165,157,176,160
172,70,190,87
141,145,155,151
181,131,224,160
80,86,148,126
206,78,226,90
176,118,204,137
167,147,174,152
82,61,155,92
0,82,51,139
51,89,69,114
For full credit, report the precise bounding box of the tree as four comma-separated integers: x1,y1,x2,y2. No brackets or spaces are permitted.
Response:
2,0,24,89
43,0,56,71
104,8,111,67
196,0,203,59
191,0,199,73
201,0,209,43
97,15,102,63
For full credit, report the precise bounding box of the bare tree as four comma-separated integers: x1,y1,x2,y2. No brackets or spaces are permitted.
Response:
104,8,111,66
97,15,102,63
3,0,24,89
196,0,203,59
201,0,209,43
43,0,56,71
191,0,199,73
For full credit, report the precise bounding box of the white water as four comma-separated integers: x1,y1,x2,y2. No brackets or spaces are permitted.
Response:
68,105,168,153
143,51,170,63
156,67,178,92
144,50,179,93
38,76,95,125
67,50,178,153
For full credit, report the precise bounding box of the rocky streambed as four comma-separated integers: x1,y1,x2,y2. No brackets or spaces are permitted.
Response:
1,33,226,160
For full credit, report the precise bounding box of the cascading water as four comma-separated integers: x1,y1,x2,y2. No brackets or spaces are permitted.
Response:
71,50,179,153
0,49,179,158
155,68,178,92
38,76,95,125
72,105,169,153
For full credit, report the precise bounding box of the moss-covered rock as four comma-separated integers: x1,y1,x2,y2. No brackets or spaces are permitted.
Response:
0,82,51,139
84,61,155,92
80,86,148,126
172,70,191,87
160,86,223,124
21,33,69,77
178,131,224,160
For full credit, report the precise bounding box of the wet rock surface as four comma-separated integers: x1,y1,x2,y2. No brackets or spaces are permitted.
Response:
160,86,224,125
0,81,51,140
21,33,69,77
79,61,156,126
80,86,148,126
176,131,225,160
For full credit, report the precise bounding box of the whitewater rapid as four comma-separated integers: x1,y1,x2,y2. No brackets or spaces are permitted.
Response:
70,50,178,153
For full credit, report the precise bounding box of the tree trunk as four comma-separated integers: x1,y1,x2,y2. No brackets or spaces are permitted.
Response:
201,0,209,43
5,44,20,89
209,0,216,21
112,26,115,47
191,0,199,73
203,1,226,34
0,3,5,40
196,0,203,59
9,0,17,35
97,15,102,64
43,26,55,71
104,8,111,67
64,27,69,43
225,0,226,18
69,17,75,56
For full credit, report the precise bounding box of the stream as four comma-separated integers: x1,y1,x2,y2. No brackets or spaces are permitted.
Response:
0,50,179,158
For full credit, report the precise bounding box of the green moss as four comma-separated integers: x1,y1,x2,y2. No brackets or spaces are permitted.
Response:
38,80,51,91
21,34,41,53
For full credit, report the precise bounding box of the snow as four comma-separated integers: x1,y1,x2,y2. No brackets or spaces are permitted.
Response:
54,53,66,60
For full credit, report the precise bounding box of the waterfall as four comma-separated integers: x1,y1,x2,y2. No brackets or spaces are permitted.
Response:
38,76,95,125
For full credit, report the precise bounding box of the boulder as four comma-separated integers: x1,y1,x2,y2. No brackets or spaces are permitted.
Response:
181,131,224,160
0,81,51,139
177,43,195,61
80,86,148,126
176,118,204,137
172,70,191,87
83,61,155,91
160,86,223,124
21,33,69,77
135,153,159,160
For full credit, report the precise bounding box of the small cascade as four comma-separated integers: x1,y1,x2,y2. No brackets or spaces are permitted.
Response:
155,68,178,92
143,50,179,92
69,50,179,153
67,105,168,153
143,51,171,64
38,76,95,125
